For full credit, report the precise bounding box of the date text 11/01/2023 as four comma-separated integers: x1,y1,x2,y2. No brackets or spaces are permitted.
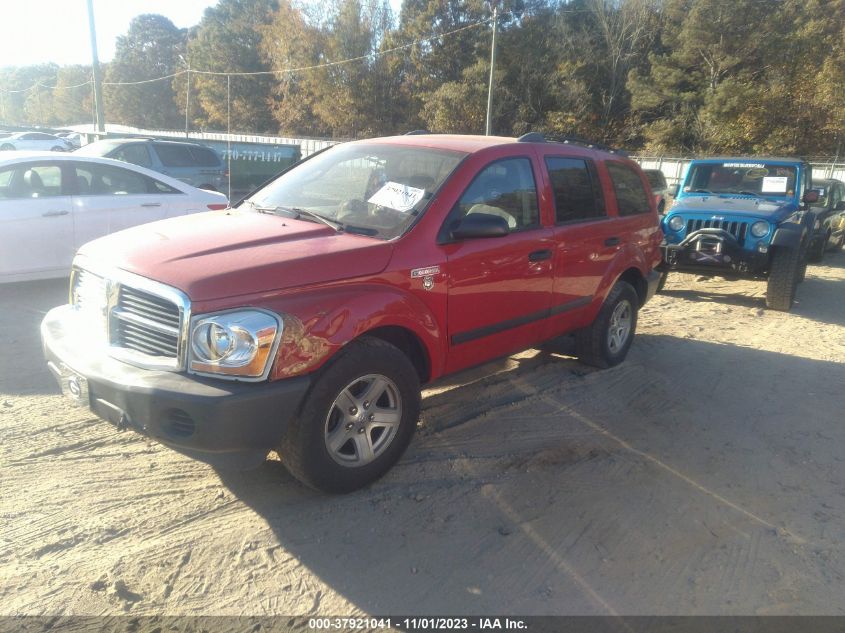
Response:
307,617,528,630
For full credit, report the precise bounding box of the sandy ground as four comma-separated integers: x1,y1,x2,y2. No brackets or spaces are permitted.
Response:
1,253,844,617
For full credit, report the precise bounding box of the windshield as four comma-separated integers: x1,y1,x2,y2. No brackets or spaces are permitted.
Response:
246,142,466,240
684,162,797,198
74,141,125,156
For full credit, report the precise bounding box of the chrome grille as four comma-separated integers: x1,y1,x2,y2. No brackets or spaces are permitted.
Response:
113,286,181,359
686,218,749,245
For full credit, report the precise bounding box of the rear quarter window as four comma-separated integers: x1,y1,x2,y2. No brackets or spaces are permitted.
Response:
607,162,651,216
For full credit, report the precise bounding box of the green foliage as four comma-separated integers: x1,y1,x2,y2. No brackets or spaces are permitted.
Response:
104,14,185,128
1,0,844,156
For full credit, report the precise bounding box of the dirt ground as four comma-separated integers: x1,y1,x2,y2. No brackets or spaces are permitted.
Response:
1,253,844,617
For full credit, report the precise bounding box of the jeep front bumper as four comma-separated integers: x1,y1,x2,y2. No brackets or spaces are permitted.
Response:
41,304,310,469
661,228,769,277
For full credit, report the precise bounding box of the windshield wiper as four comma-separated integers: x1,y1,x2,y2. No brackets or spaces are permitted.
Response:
276,206,343,232
244,200,343,232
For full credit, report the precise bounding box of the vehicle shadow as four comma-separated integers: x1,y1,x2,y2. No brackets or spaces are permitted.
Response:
0,278,68,395
661,264,845,328
215,334,845,615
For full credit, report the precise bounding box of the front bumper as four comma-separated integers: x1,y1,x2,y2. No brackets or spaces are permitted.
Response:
661,229,769,277
41,305,310,468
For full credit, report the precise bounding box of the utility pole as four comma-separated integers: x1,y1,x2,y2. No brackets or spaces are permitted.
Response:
185,65,191,137
86,0,105,134
485,6,498,136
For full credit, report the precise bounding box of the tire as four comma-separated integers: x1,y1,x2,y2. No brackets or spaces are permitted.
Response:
575,281,639,369
278,336,420,493
50,146,65,152
807,236,826,263
656,271,668,293
766,246,801,311
0,144,14,151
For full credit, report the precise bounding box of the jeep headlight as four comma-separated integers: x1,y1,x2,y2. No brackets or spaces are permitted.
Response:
750,221,769,238
190,309,282,379
667,215,685,232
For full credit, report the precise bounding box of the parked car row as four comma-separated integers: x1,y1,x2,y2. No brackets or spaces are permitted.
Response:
0,131,76,152
0,152,228,283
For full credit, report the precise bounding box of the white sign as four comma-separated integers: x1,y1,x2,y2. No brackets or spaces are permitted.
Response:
761,176,789,193
723,163,765,169
368,181,426,212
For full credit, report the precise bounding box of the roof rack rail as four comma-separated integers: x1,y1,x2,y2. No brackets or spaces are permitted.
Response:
404,129,431,135
517,132,545,143
517,131,628,156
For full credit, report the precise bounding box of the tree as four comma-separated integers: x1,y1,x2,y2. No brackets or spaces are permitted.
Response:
187,0,278,133
104,14,185,128
52,65,94,126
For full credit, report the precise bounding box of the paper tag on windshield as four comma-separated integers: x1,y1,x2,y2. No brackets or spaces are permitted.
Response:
368,181,426,212
761,176,788,193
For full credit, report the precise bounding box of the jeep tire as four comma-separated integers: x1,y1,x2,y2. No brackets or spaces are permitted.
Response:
278,336,420,493
766,246,801,311
576,281,639,369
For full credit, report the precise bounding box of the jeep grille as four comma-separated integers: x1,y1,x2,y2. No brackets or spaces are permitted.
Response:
686,219,749,245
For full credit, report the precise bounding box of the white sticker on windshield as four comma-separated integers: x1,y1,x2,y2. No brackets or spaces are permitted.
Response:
761,176,788,193
368,181,426,212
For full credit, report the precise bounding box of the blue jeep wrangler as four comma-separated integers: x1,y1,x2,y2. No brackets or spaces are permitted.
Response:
659,158,819,311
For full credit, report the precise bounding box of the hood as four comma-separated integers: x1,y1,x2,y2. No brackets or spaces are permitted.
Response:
671,195,797,221
77,209,393,302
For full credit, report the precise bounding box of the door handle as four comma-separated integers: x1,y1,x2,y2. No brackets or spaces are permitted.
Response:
528,249,552,262
141,202,162,207
42,210,69,217
604,237,621,246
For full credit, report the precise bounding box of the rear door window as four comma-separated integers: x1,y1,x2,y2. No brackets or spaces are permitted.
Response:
545,157,605,223
74,163,153,195
187,146,221,167
606,162,651,216
111,144,153,168
153,145,195,167
0,164,65,198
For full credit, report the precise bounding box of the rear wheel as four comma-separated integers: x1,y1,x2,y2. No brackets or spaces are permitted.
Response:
0,144,13,151
278,337,420,493
766,246,801,311
576,281,639,368
50,145,65,152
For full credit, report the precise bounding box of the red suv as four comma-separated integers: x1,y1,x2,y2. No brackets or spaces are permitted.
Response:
41,133,662,492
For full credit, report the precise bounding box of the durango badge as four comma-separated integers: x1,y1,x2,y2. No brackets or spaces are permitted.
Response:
411,265,440,291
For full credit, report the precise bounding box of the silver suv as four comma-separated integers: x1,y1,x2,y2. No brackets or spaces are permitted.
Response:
76,139,226,192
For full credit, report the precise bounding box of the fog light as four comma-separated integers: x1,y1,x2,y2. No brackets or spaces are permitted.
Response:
758,244,768,253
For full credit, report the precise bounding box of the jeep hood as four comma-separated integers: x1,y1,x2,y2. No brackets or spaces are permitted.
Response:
672,195,796,221
77,209,393,301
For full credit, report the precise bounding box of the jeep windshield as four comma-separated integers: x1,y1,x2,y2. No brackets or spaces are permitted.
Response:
684,163,797,199
245,142,466,240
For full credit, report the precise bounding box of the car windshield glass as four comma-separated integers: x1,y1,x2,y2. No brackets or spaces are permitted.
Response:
685,162,797,198
74,141,126,156
644,171,664,189
247,142,466,240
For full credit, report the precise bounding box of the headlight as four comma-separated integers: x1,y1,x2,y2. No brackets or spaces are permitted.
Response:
190,309,282,380
750,221,769,238
667,215,685,232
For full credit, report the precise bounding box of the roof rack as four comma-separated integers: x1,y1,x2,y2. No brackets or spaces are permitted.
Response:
517,132,628,156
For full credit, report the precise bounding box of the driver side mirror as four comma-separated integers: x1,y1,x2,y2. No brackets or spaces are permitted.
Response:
803,190,820,204
450,213,510,240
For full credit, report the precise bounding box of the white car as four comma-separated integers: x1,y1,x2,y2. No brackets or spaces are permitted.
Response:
0,132,73,152
0,152,229,283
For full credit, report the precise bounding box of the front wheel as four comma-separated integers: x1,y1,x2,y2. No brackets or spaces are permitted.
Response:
278,337,420,493
766,246,801,311
575,281,639,369
0,144,14,151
